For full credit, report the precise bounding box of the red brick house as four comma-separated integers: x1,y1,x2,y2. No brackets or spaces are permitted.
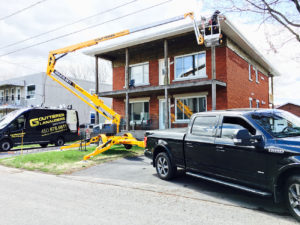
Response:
85,17,279,130
277,103,300,117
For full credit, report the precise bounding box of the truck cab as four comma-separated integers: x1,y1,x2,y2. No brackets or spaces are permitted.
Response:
145,109,300,221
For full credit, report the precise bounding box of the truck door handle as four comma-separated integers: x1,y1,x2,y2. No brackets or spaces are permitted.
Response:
216,146,225,152
186,143,193,148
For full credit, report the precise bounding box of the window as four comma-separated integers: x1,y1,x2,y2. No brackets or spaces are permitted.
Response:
192,116,218,136
11,88,15,101
175,97,206,121
255,69,259,83
129,63,149,86
251,111,300,138
221,116,256,139
249,97,253,108
175,52,206,80
130,101,149,123
17,88,21,100
90,112,95,124
256,100,260,108
0,91,4,102
27,85,35,99
5,89,8,102
9,115,25,131
249,64,253,81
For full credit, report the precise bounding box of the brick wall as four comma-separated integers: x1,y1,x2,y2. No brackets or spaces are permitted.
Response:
278,104,300,117
112,67,125,91
226,47,269,109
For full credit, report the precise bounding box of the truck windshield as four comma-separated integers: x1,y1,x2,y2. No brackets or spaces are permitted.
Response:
251,111,300,138
0,109,27,129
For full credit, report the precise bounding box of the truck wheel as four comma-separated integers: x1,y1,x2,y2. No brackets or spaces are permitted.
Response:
0,140,12,151
55,137,64,146
124,144,132,149
40,143,48,148
285,175,300,222
155,152,176,180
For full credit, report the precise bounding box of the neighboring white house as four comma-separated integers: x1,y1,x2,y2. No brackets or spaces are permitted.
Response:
0,73,112,124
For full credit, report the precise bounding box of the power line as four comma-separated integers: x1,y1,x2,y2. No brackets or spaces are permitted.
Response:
0,0,172,58
0,0,138,50
0,0,49,21
0,58,39,72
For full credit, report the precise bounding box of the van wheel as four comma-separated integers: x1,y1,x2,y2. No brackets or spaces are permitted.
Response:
285,175,300,222
40,143,48,148
55,137,64,146
155,152,177,180
0,140,12,151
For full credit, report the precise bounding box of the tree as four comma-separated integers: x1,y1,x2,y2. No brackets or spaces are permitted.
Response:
210,0,300,51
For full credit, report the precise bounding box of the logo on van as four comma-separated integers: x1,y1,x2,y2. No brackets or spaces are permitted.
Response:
29,113,65,127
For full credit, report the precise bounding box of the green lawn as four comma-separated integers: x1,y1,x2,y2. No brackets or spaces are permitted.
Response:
0,145,144,175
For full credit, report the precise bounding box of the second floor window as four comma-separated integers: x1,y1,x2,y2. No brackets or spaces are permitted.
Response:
17,88,21,100
175,52,206,80
27,85,35,99
129,62,149,86
11,88,15,101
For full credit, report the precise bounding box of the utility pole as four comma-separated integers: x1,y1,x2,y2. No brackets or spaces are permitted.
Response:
211,45,216,111
95,56,99,124
125,48,130,131
164,39,169,129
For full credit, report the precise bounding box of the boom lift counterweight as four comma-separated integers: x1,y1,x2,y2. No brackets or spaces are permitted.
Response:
46,11,222,160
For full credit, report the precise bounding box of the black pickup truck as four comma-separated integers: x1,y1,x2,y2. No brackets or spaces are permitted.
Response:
144,109,300,221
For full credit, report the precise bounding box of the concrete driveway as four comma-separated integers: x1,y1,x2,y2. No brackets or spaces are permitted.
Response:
72,155,293,222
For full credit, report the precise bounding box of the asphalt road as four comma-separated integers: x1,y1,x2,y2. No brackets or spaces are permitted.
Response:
0,155,298,224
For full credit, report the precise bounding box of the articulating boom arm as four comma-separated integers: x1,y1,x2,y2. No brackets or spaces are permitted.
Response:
46,12,203,133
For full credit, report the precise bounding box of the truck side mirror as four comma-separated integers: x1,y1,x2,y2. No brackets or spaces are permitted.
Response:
233,129,263,147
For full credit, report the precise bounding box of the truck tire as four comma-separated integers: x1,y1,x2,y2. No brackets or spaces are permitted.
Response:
155,152,177,180
55,137,64,146
285,175,300,222
40,143,48,148
0,139,12,151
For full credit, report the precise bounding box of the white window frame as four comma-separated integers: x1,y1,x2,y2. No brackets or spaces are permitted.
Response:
5,89,9,102
129,62,150,86
174,95,207,123
129,100,150,125
11,88,15,101
17,88,21,101
249,97,253,108
255,68,260,83
0,90,4,102
174,51,207,81
26,84,36,100
256,100,260,108
249,64,253,81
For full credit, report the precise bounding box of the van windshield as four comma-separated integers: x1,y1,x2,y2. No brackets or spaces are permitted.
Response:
251,110,300,138
0,108,28,129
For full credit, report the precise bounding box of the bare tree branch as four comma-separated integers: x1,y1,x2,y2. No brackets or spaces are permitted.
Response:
291,0,300,14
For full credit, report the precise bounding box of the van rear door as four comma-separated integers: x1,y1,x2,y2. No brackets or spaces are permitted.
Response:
66,110,78,132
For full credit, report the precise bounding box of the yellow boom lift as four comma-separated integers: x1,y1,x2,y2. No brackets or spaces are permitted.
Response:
46,11,221,160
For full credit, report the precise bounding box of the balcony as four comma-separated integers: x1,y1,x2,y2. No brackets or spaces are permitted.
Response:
0,97,27,109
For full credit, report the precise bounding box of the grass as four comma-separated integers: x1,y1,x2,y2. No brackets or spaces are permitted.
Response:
0,145,144,175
